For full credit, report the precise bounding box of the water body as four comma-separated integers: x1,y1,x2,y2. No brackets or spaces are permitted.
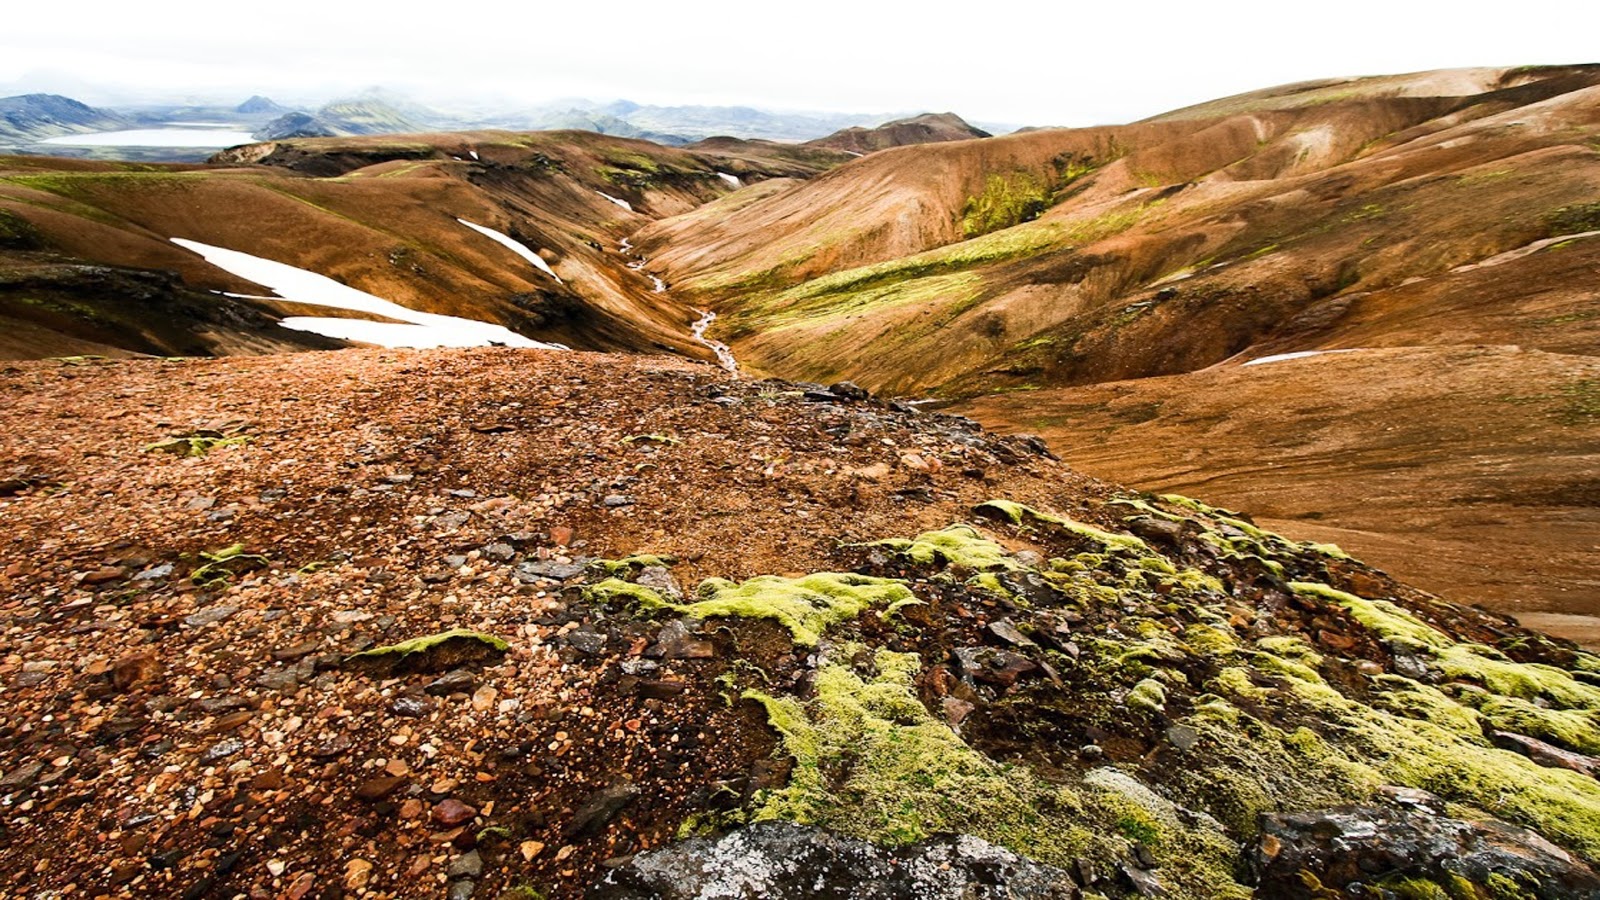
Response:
42,128,257,148
456,218,563,283
171,237,565,350
691,310,738,373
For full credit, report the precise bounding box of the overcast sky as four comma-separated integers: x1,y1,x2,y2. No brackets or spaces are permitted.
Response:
4,1,1596,126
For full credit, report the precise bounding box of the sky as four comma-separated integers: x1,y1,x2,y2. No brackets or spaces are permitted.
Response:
4,0,1597,126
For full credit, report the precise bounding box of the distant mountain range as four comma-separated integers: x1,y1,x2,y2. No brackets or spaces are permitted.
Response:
0,88,1006,158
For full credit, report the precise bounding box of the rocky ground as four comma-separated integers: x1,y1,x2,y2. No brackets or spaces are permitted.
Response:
4,348,1600,899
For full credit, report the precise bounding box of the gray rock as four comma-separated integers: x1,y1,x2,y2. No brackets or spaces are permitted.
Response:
602,494,635,508
447,850,483,879
447,879,475,900
566,779,640,838
592,821,1078,899
183,605,238,627
635,566,682,601
649,620,714,660
200,738,243,763
517,560,586,581
481,543,515,563
1249,789,1600,898
133,563,174,582
566,628,607,656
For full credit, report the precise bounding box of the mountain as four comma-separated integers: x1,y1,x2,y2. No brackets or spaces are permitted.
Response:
807,111,991,154
254,98,423,140
235,94,286,115
0,93,127,146
579,100,884,141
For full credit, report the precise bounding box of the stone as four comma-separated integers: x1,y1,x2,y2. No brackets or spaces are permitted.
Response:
356,775,407,802
391,696,434,718
592,821,1078,899
986,619,1035,648
426,669,476,696
650,621,714,660
433,798,477,828
83,566,128,585
952,646,1039,688
1164,725,1200,752
602,494,635,508
447,880,476,900
447,850,483,879
132,563,174,581
566,628,607,656
635,566,682,601
1248,791,1600,898
110,652,158,692
565,779,640,838
482,543,515,562
517,560,586,581
1491,731,1600,777
183,605,238,628
345,859,373,892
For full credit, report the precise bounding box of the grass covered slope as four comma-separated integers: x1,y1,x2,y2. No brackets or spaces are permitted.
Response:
4,348,1600,898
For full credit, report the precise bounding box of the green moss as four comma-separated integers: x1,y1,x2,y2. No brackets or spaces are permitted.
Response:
744,646,1094,849
1466,691,1600,755
589,554,679,575
1127,678,1167,713
872,524,1018,571
961,172,1051,238
144,433,252,457
1547,202,1600,236
976,500,1149,552
345,629,510,666
603,573,915,647
189,543,268,586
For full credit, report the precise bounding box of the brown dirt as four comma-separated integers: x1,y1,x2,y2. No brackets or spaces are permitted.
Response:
0,347,1097,899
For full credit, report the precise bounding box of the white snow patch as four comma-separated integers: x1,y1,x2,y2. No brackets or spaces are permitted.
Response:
456,218,563,283
469,150,480,160
715,171,741,188
1242,349,1360,367
596,191,633,212
172,237,564,350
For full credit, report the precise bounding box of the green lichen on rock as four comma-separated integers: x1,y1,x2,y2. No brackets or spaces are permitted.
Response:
871,524,1019,570
189,542,268,586
1161,493,1347,560
345,628,510,671
145,432,252,457
977,499,1149,552
589,554,679,575
596,572,915,647
1127,678,1167,713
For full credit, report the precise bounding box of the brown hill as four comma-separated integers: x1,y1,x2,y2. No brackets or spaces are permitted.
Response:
0,130,844,360
807,112,990,155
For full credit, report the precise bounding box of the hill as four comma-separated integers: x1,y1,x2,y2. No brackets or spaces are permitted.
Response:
0,93,128,147
636,64,1600,638
808,111,991,154
4,348,1600,899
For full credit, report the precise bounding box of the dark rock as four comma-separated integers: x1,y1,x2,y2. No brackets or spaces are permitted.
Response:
592,821,1078,899
426,669,476,696
565,779,640,838
199,738,243,762
1118,863,1164,896
638,679,687,700
635,566,682,601
356,775,406,801
111,652,158,692
1491,731,1600,777
649,621,714,660
828,381,870,401
1248,790,1600,898
566,628,607,656
433,798,478,828
1126,516,1185,546
986,619,1035,648
602,494,635,508
448,879,476,900
952,646,1039,688
482,543,515,562
1164,725,1200,752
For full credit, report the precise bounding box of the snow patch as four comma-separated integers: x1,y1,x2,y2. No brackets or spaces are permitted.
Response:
172,237,564,350
1242,349,1360,367
456,218,563,283
596,191,633,212
716,172,742,188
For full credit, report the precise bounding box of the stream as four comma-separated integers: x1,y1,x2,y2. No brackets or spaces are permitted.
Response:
619,238,738,373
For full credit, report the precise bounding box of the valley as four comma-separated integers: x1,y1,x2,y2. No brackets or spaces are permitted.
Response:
5,62,1600,900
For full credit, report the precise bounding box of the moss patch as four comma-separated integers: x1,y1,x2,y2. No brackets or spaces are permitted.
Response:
345,629,510,673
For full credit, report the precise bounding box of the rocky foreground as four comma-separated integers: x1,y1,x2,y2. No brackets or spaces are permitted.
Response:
3,348,1600,899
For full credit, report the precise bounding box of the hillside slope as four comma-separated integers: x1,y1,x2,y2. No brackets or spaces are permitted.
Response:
807,112,990,154
5,348,1600,899
634,64,1600,640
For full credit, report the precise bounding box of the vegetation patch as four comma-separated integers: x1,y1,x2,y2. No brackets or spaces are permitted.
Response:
345,629,510,673
1546,202,1600,236
189,543,269,587
960,172,1052,238
145,430,252,457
